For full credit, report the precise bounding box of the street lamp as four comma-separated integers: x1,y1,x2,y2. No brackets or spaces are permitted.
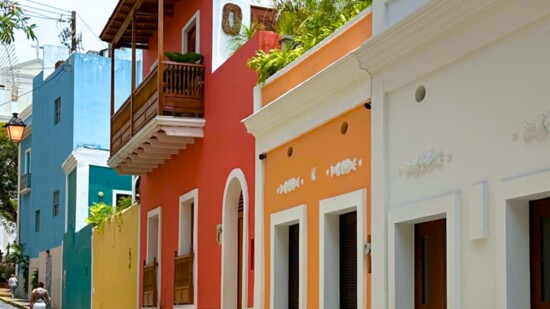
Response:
4,113,26,143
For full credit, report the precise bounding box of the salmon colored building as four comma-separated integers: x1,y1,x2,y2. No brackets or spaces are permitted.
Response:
244,9,373,309
100,0,277,308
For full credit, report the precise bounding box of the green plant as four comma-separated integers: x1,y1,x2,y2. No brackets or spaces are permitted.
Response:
164,51,203,64
0,0,37,44
30,268,38,290
6,242,29,293
227,22,264,55
86,202,116,231
248,0,372,83
117,196,133,212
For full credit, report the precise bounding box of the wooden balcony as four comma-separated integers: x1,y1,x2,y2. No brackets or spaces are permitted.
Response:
143,259,158,307
174,252,194,305
108,61,206,175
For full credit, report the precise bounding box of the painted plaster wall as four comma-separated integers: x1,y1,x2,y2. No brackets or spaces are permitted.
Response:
62,226,92,309
24,66,75,259
369,2,550,308
92,205,139,309
137,27,277,309
88,166,132,206
262,106,371,309
73,53,140,149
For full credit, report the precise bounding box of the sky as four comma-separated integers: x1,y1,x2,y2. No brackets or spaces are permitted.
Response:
13,0,118,63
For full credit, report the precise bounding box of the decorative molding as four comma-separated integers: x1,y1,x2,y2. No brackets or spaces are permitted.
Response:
276,177,304,195
311,167,317,182
399,151,452,177
326,158,362,178
521,111,550,142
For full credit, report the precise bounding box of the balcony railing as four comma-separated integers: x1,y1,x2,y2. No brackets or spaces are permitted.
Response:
20,173,31,194
111,61,205,155
143,258,158,307
174,251,194,305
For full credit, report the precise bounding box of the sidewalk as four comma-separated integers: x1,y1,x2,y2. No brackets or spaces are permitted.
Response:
0,288,29,309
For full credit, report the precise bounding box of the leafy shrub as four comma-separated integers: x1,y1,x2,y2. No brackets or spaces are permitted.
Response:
117,196,133,212
164,51,203,64
86,202,116,231
248,0,372,83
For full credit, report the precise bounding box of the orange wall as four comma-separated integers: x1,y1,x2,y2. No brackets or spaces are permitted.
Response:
263,105,371,309
261,12,372,106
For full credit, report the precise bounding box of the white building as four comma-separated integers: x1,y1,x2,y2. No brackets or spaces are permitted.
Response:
360,0,550,308
0,58,42,122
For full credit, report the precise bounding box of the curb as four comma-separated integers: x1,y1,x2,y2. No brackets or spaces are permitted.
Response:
0,296,29,309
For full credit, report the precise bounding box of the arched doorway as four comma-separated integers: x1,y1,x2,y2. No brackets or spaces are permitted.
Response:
221,169,249,309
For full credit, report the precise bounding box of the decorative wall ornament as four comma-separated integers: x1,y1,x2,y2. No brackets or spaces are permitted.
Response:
311,167,317,181
521,111,550,142
222,3,242,35
276,177,304,195
400,150,449,177
326,158,362,178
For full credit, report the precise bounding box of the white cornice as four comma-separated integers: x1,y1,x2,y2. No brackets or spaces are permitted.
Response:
243,52,370,153
355,0,498,74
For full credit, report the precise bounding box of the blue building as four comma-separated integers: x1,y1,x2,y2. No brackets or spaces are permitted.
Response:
17,50,140,308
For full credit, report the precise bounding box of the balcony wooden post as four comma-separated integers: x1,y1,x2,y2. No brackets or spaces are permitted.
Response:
131,12,136,135
157,0,164,115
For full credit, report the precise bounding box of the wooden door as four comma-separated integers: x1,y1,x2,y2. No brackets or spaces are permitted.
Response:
415,219,447,309
187,24,196,53
340,211,357,309
289,224,300,309
530,197,550,309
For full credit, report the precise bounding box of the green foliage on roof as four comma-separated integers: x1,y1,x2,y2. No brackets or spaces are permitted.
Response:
248,0,372,83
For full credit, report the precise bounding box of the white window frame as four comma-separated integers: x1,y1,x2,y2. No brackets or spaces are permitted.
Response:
319,189,367,309
24,147,31,174
146,207,162,309
112,190,132,208
270,204,307,309
175,189,199,309
182,11,200,53
387,192,461,309
495,169,550,308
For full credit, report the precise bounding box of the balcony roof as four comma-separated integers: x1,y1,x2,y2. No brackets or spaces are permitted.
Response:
100,0,180,48
108,116,205,175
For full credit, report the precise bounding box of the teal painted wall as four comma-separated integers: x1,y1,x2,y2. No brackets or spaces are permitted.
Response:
63,170,91,309
88,166,132,206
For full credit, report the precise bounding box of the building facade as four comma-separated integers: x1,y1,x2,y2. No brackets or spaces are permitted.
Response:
244,9,373,309
17,52,135,308
100,0,276,308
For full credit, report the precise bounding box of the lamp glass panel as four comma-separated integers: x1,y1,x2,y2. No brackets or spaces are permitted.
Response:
7,125,24,142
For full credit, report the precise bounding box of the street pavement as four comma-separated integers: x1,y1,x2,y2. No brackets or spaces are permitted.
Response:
0,303,16,308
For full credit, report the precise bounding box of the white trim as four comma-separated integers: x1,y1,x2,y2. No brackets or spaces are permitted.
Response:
177,189,199,309
495,169,550,309
269,204,307,309
24,147,31,174
182,11,200,54
387,193,461,309
243,52,370,153
146,206,162,308
112,190,132,208
319,189,367,309
221,168,250,309
253,150,265,309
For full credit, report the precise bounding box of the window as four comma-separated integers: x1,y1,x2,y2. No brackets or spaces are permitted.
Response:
112,190,132,208
53,190,60,216
54,97,61,124
24,148,31,174
250,6,276,31
182,12,200,53
35,210,40,232
530,197,550,307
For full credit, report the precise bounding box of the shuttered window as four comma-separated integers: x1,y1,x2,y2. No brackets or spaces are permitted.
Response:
340,211,357,309
288,224,300,309
250,6,276,31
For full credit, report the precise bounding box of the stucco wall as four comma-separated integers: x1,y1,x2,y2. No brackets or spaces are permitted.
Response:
370,2,550,308
92,205,139,309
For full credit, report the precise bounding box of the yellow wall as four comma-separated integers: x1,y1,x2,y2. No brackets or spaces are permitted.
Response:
264,106,371,309
92,205,139,309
